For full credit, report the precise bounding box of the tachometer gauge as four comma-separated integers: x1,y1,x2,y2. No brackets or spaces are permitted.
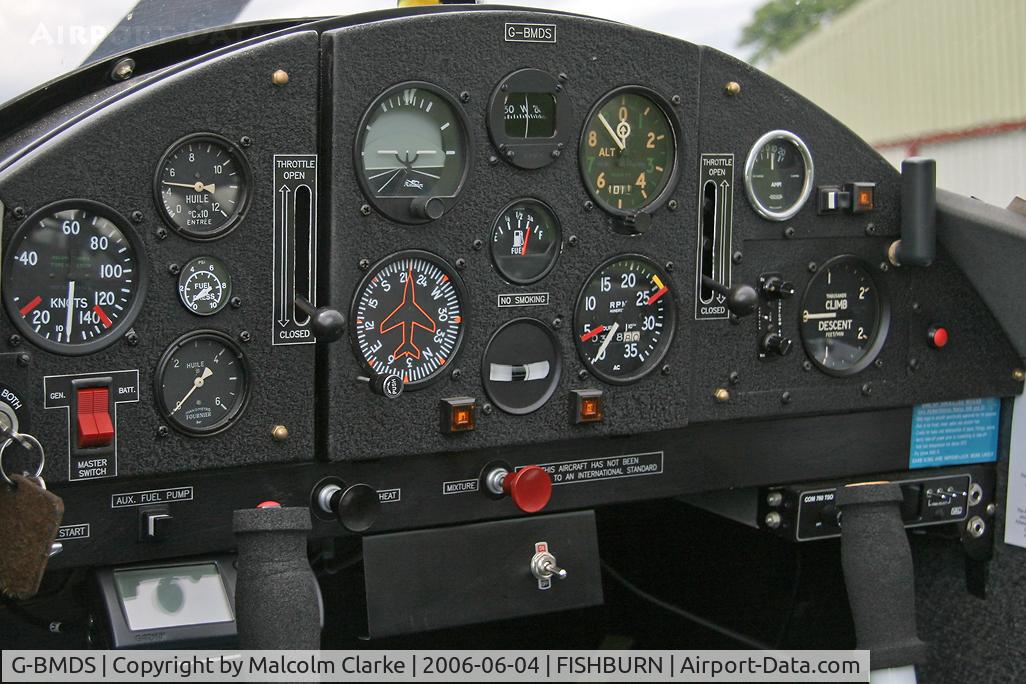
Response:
579,87,679,217
490,199,561,285
574,255,676,384
356,81,471,224
2,200,148,355
155,133,251,239
351,250,467,389
744,130,814,221
177,256,231,316
800,255,889,376
156,331,250,435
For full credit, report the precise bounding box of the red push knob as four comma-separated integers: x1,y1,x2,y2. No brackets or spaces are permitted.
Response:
502,465,553,513
928,325,949,349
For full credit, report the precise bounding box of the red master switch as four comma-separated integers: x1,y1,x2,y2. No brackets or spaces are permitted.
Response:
77,387,114,449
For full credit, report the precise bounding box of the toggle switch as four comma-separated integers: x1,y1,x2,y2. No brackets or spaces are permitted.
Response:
76,386,114,449
139,505,173,542
530,541,567,590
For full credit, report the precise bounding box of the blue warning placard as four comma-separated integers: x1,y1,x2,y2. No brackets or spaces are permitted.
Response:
909,397,1001,469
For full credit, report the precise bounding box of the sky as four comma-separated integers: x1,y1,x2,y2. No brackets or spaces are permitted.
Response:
0,0,762,105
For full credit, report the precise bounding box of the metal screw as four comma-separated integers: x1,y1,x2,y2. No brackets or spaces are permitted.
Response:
505,149,516,160
874,359,884,368
481,403,493,416
130,210,144,223
359,258,370,270
272,425,289,441
16,353,30,367
766,491,783,507
909,358,920,371
725,81,741,96
966,516,986,538
986,503,997,516
272,69,289,86
558,72,568,82
865,223,876,236
861,382,872,396
568,235,578,247
455,257,466,269
551,317,562,329
239,136,252,148
808,262,817,273
729,371,740,385
156,227,168,240
713,387,730,403
157,425,169,438
111,58,135,81
665,261,674,272
12,206,26,219
359,204,372,216
668,199,679,211
230,297,242,309
583,200,594,212
551,148,561,159
879,262,889,272
488,155,499,166
661,364,671,375
125,330,139,346
784,226,796,239
578,369,588,380
732,251,743,264
911,301,921,312
1013,368,1025,382
459,91,470,103
168,263,180,275
239,330,251,343
8,334,21,347
764,511,782,529
781,391,791,404
671,94,682,105
472,239,483,250
802,360,812,371
451,368,462,381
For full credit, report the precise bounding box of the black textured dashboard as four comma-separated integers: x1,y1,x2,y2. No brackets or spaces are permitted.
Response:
0,5,1021,570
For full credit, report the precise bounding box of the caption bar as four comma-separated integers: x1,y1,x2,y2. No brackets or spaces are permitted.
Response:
3,650,869,682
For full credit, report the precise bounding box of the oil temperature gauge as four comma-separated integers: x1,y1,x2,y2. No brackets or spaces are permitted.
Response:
490,199,561,285
156,331,250,436
178,256,232,316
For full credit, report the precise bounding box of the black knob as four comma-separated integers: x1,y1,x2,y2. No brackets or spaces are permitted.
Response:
761,331,793,356
294,297,345,342
411,196,445,220
319,483,380,533
701,276,758,317
359,373,404,399
617,211,652,235
761,275,795,299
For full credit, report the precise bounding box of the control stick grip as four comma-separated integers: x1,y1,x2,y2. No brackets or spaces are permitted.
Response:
835,483,927,671
232,506,321,649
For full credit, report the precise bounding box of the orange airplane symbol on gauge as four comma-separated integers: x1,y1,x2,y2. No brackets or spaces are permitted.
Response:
379,266,437,360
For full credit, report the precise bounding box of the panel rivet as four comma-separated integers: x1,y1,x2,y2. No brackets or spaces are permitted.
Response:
272,425,289,441
713,387,730,403
272,69,289,86
1013,368,1025,382
725,81,741,96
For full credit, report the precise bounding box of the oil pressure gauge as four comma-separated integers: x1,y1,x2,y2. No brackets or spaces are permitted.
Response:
178,256,232,316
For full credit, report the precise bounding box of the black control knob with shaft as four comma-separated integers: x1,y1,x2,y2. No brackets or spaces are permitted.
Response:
835,482,928,673
316,481,380,533
761,331,793,356
294,296,345,342
701,275,758,317
232,505,321,649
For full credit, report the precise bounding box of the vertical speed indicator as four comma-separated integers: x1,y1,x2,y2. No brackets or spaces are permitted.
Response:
350,250,467,389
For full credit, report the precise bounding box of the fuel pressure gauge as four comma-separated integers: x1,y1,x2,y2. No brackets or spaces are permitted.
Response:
178,256,232,316
490,199,561,285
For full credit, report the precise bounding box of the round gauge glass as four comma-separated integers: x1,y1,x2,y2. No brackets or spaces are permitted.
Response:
155,133,251,239
799,255,889,376
573,255,676,384
2,200,148,355
355,81,471,224
487,68,572,170
482,318,561,415
178,256,232,316
744,130,814,221
490,199,561,285
351,250,467,389
156,331,250,435
579,87,679,216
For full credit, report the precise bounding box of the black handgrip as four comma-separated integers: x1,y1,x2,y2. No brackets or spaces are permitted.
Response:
893,158,936,267
700,276,759,317
232,506,321,649
835,483,928,670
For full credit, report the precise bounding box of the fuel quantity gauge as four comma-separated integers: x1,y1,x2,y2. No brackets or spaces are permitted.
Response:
490,199,562,285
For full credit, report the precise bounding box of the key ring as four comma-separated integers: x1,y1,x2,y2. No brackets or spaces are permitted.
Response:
0,431,45,487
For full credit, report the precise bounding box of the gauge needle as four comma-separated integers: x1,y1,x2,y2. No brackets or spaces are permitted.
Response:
163,181,216,193
597,113,626,151
191,286,212,304
521,227,531,255
580,324,606,342
593,321,620,364
171,366,213,415
803,311,837,321
64,280,75,343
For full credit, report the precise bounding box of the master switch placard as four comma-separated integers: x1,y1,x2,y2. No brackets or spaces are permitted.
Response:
909,397,1000,469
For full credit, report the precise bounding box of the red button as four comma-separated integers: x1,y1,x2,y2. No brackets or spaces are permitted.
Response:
77,387,114,448
928,326,949,349
502,465,553,513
